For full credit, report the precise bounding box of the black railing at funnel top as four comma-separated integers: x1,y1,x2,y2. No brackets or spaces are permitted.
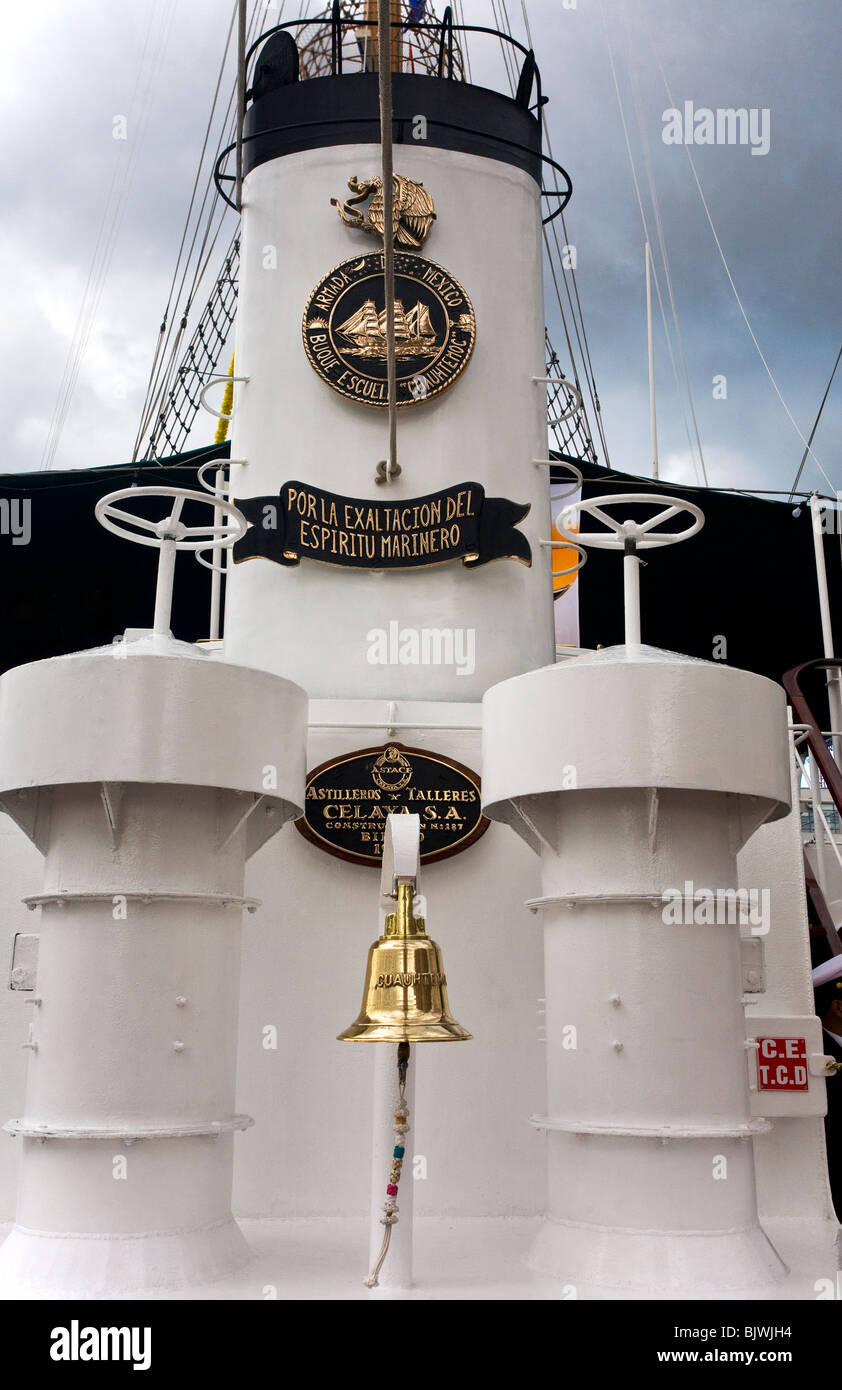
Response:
214,125,572,222
784,657,842,956
245,11,542,103
215,17,571,221
328,2,461,82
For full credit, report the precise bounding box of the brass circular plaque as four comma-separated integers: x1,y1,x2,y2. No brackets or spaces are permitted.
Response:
302,252,476,408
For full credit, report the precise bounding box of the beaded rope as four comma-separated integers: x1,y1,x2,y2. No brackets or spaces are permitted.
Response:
364,1046,411,1288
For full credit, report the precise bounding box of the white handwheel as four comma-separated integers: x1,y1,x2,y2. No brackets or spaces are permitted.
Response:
555,492,704,550
553,491,705,647
95,486,246,552
95,486,247,637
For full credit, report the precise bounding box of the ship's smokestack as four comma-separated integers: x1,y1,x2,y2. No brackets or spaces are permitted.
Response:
223,11,559,699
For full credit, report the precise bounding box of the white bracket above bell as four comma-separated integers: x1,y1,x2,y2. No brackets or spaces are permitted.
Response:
380,813,421,900
554,491,704,645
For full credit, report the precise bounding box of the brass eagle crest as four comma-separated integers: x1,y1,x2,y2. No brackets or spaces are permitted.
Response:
330,174,436,250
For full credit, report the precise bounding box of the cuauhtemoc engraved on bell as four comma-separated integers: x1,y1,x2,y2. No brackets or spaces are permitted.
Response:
338,882,472,1043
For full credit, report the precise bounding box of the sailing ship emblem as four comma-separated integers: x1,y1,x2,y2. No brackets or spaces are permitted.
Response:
302,250,476,409
335,297,439,359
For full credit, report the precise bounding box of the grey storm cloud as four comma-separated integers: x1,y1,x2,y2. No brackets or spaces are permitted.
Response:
2,0,839,499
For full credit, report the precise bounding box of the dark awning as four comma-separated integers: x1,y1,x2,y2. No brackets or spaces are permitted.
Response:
0,446,837,707
551,458,842,694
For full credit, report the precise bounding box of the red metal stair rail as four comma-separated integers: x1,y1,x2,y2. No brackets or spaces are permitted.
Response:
783,657,842,956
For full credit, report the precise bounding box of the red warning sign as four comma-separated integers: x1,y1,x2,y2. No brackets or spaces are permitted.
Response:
756,1037,808,1091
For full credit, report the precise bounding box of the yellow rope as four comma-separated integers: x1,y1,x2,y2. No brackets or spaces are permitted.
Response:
214,353,235,444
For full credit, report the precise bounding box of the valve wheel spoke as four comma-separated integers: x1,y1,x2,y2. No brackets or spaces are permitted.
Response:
637,505,681,533
101,506,162,534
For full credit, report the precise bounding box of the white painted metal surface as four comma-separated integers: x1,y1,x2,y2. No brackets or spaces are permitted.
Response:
205,112,558,1261
482,642,805,1296
0,697,546,1233
741,724,838,1241
231,697,545,1229
0,635,306,1294
224,144,555,698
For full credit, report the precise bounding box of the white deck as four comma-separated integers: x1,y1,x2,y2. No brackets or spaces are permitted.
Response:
1,1216,836,1301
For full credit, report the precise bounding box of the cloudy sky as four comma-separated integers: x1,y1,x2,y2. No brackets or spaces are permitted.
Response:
3,0,839,500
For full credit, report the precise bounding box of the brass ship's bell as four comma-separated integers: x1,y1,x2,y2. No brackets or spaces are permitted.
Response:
338,882,471,1043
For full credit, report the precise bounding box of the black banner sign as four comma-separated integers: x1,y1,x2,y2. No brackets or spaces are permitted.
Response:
296,743,490,867
233,481,531,569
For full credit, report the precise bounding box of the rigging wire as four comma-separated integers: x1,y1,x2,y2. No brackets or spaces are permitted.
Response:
11,463,841,502
548,216,607,461
553,205,610,461
134,0,276,461
620,1,708,486
490,0,518,90
560,468,838,505
788,343,842,501
646,249,701,484
41,0,175,470
142,194,235,453
134,2,262,457
41,0,179,471
132,0,240,460
639,4,837,499
596,0,704,485
517,0,609,463
495,2,590,440
452,0,472,83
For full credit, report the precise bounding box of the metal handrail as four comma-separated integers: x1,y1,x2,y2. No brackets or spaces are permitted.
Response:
244,16,541,101
214,16,572,220
784,658,842,957
783,658,842,819
214,119,571,222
